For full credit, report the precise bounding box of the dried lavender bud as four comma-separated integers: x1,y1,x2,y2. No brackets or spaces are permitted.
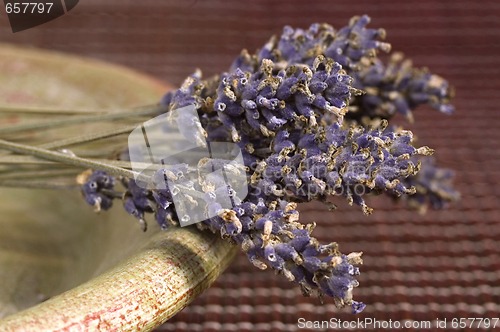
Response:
250,121,431,214
161,70,205,111
215,55,354,142
78,15,460,315
195,193,364,311
324,15,391,68
351,301,367,314
399,157,460,212
121,177,157,231
80,170,116,212
232,15,390,72
349,53,455,122
228,15,453,123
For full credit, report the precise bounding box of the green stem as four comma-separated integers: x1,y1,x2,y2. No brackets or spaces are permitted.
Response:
39,125,137,149
0,180,78,189
0,104,105,115
0,104,165,135
0,169,79,180
0,139,141,180
0,155,55,165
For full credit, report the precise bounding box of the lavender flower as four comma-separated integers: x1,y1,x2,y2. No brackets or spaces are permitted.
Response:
79,15,458,314
230,15,453,123
232,15,390,72
196,194,364,311
398,157,460,212
80,170,116,212
215,55,355,142
121,178,156,231
250,121,433,215
349,53,455,122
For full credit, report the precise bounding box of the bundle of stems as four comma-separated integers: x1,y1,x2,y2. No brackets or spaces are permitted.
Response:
0,103,166,190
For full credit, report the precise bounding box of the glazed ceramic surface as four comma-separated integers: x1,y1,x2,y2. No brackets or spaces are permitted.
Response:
0,44,236,331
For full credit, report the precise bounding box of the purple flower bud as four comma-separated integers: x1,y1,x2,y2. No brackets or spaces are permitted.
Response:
352,301,366,314
81,171,116,211
264,245,286,270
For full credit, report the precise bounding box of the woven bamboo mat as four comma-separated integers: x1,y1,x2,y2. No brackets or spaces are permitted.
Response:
0,1,498,331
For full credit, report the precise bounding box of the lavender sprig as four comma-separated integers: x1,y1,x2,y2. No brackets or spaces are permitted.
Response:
398,157,460,212
215,55,355,142
198,197,365,310
230,15,453,123
77,15,458,314
251,121,433,215
232,15,390,72
349,53,455,122
80,170,116,212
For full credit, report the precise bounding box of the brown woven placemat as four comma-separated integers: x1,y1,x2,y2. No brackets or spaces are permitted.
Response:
1,1,498,331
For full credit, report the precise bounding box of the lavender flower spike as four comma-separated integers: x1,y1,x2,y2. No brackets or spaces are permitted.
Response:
78,15,459,315
350,52,455,122
196,196,365,312
399,157,460,212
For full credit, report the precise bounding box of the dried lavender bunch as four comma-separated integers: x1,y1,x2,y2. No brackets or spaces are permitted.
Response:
80,15,458,314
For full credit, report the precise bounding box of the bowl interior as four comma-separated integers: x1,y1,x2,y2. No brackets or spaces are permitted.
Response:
0,44,168,317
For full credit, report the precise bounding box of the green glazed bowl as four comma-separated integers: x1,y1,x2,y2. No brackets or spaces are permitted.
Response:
0,44,237,331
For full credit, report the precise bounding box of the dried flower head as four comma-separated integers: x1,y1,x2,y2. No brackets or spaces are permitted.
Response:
77,15,458,314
